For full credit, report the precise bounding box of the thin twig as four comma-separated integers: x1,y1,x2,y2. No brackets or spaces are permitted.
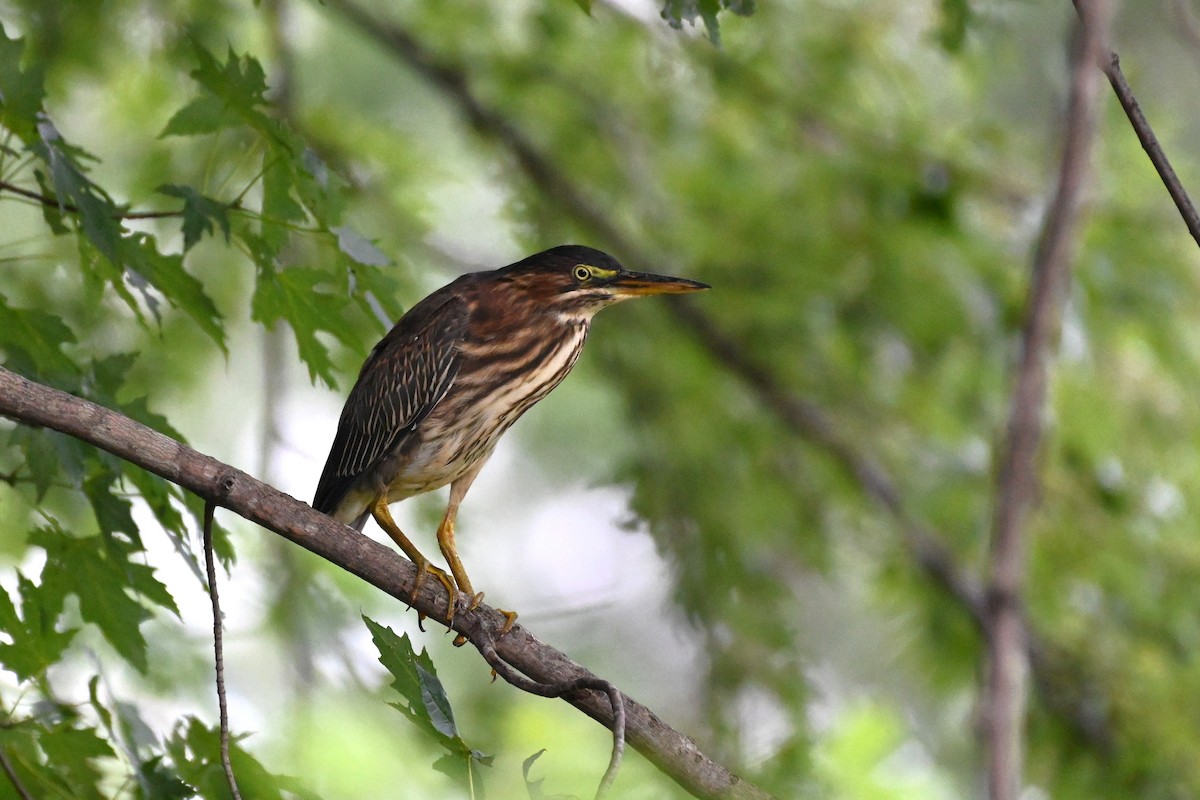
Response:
471,633,626,799
0,179,182,220
203,501,243,800
1070,0,1200,247
983,4,1108,799
0,178,243,221
0,749,34,800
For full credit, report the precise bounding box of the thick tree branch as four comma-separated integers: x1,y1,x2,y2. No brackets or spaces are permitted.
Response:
0,365,771,800
983,5,1107,799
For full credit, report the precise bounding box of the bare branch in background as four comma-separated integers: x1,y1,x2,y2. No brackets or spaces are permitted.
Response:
1070,0,1200,247
0,365,773,800
983,4,1108,799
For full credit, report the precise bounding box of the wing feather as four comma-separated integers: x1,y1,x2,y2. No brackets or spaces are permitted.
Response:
312,289,469,516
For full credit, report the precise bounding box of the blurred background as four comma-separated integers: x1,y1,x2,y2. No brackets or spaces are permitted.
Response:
2,0,1200,797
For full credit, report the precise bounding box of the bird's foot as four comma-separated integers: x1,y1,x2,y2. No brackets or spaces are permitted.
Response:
497,608,517,637
451,601,517,648
411,560,458,625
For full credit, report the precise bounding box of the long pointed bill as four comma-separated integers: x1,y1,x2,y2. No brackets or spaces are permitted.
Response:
608,270,710,297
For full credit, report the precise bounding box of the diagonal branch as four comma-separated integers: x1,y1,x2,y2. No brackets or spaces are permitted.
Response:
983,4,1108,799
1070,0,1200,247
0,364,772,800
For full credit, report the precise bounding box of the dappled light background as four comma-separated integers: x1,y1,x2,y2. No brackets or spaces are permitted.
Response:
3,0,1200,798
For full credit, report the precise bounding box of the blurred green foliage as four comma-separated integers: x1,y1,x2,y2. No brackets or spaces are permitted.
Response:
1,0,1199,798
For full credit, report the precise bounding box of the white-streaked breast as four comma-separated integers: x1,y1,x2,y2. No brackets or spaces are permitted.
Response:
381,320,590,499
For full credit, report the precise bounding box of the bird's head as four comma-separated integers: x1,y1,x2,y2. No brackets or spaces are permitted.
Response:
498,245,709,320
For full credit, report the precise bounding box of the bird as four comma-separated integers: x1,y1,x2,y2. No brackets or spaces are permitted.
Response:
312,244,708,637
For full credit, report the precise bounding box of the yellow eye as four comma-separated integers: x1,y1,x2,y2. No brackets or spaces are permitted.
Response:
573,265,592,282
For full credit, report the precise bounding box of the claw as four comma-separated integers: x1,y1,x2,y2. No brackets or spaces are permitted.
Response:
411,559,459,627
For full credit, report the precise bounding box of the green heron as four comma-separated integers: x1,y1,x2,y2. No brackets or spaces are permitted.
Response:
313,245,707,634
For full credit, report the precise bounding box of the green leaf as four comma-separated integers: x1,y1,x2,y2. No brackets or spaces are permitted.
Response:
157,184,232,251
168,42,291,150
261,153,307,250
159,94,233,137
84,466,141,545
7,424,89,498
34,168,70,233
37,724,115,799
521,750,567,800
416,662,458,740
363,615,494,791
124,466,207,584
349,262,407,331
165,717,314,800
0,293,79,382
660,0,755,44
0,724,44,794
363,615,459,741
121,232,226,350
77,235,147,325
250,259,360,388
937,0,971,51
0,25,46,145
0,574,77,682
87,676,113,730
294,147,346,222
138,757,197,800
26,119,227,348
35,118,125,265
32,526,180,672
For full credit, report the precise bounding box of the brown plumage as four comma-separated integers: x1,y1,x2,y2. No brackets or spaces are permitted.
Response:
313,244,708,632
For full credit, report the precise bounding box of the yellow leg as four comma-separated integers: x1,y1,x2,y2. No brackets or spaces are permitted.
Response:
372,495,456,623
436,502,482,610
439,471,518,646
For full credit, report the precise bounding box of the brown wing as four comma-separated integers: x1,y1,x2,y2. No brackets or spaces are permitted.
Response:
312,288,469,518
